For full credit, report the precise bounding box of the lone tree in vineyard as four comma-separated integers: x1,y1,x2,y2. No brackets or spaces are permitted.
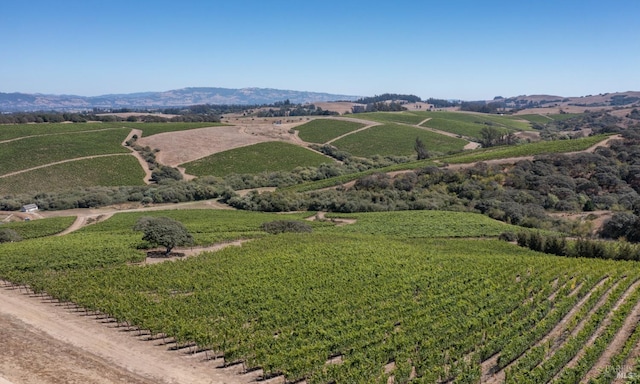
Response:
134,216,193,256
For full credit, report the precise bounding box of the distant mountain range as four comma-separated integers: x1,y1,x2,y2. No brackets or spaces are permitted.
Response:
0,87,361,112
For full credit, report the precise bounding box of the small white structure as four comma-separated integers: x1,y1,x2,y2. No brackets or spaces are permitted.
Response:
21,204,39,213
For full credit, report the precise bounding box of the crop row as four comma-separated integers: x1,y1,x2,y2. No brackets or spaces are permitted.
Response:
183,142,333,177
330,123,467,157
0,129,131,176
294,119,366,144
0,155,146,195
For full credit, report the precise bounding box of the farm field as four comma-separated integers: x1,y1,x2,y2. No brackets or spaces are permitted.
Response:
294,119,366,143
0,155,146,194
0,216,75,239
331,123,468,157
183,141,334,177
442,134,611,164
0,128,131,176
518,113,582,124
1,209,639,383
349,111,428,125
419,111,532,138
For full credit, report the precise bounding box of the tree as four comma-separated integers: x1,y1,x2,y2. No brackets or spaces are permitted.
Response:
414,137,429,160
151,166,183,183
479,126,505,148
0,228,22,243
133,217,193,256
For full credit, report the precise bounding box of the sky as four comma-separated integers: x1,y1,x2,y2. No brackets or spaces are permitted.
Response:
1,0,639,100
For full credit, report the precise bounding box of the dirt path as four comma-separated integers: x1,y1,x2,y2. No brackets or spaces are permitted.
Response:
582,280,640,382
446,134,622,172
416,117,481,149
122,128,153,184
0,285,252,384
555,279,640,381
36,198,232,235
0,153,131,178
325,121,382,144
139,240,250,265
483,279,593,383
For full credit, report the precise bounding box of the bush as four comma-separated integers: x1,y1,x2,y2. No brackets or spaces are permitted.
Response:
0,228,22,243
499,232,517,242
261,220,313,234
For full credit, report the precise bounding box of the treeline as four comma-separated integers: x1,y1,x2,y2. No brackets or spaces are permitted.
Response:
513,231,640,261
460,101,505,114
354,93,422,104
0,111,220,124
0,180,228,211
228,130,640,236
257,104,337,117
354,101,407,113
426,98,459,108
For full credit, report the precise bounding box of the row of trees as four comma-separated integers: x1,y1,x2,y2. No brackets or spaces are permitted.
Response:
514,231,640,261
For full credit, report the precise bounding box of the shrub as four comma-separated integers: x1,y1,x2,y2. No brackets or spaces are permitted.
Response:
261,220,313,234
0,228,22,243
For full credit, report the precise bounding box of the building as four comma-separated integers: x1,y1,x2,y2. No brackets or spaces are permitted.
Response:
21,204,39,213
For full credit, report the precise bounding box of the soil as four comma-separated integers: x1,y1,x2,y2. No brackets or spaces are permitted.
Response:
136,118,311,168
0,284,254,384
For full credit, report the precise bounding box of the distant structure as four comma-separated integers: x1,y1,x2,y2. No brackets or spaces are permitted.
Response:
21,204,39,213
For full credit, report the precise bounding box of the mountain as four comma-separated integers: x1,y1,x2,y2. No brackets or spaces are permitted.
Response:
0,87,361,112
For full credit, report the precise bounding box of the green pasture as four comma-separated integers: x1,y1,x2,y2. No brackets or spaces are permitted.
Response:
183,141,334,177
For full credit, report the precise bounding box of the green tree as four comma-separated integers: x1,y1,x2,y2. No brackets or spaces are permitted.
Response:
151,166,183,183
0,228,22,243
414,137,429,160
134,216,193,256
479,126,504,147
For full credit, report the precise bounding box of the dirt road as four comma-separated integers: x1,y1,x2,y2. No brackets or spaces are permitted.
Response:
0,284,257,384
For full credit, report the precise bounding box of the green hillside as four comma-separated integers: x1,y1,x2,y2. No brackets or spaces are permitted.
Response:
0,209,638,382
183,141,334,177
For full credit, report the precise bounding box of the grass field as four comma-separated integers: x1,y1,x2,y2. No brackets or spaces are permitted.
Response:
183,141,334,177
331,123,467,157
0,155,146,195
294,119,366,143
1,209,638,382
0,129,131,176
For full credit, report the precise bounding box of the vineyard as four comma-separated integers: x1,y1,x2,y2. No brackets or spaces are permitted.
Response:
183,142,335,177
1,209,639,382
0,129,131,176
330,123,467,157
294,119,367,144
0,155,146,194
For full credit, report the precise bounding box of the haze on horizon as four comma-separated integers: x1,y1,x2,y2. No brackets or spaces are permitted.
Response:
2,0,639,101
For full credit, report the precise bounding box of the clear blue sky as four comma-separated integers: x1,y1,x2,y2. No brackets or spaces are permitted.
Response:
2,0,639,100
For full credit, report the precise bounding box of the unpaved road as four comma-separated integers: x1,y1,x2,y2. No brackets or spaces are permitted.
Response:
0,285,255,384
